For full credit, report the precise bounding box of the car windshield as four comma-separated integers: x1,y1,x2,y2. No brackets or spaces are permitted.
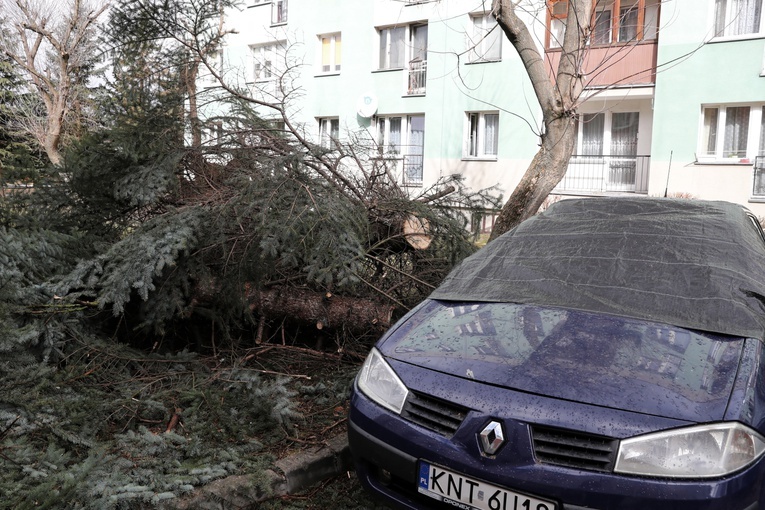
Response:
384,300,743,398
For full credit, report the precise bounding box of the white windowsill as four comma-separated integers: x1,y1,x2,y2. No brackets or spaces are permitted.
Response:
465,59,502,65
694,158,753,166
462,156,498,162
709,33,765,44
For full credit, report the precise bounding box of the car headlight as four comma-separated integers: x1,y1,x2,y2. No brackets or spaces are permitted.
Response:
615,422,765,478
356,348,409,414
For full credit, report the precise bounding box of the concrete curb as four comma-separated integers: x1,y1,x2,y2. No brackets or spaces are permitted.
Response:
172,433,351,509
272,433,352,496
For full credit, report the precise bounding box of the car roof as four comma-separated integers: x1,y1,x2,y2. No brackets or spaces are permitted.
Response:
430,197,765,340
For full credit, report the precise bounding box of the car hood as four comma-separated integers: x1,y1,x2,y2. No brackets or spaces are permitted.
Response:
380,301,745,423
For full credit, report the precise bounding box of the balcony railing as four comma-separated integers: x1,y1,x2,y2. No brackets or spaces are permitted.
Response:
753,156,765,196
407,60,427,95
402,154,424,186
545,40,657,87
555,155,650,194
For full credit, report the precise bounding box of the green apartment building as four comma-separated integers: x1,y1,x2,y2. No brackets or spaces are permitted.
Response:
206,0,765,223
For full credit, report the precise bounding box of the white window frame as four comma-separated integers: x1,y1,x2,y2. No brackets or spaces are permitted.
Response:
378,26,406,70
713,0,764,39
469,13,502,63
375,116,403,155
374,115,426,186
591,8,613,45
318,33,341,74
272,0,287,25
251,42,285,82
464,111,499,159
318,117,340,148
697,104,764,163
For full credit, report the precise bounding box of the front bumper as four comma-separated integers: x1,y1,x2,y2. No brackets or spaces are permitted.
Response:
348,381,763,510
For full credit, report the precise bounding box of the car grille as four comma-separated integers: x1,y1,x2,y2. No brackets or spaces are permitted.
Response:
531,425,618,472
400,391,468,437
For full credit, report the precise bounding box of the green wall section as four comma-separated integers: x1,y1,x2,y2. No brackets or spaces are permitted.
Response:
651,0,765,163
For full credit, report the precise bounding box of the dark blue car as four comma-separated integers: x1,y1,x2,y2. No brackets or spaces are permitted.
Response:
348,197,765,510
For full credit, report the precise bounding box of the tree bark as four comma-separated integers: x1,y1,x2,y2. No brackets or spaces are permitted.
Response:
489,0,590,242
245,286,395,334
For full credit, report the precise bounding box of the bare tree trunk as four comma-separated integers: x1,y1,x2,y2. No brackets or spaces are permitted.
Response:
489,0,590,242
0,0,107,166
490,115,577,239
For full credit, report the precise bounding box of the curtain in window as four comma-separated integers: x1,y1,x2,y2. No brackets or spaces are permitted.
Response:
272,0,287,24
376,118,385,152
471,16,501,61
468,114,479,156
611,112,639,156
411,24,428,62
717,0,762,35
732,0,762,35
380,28,405,68
581,114,605,156
702,108,719,156
484,114,499,156
321,37,331,72
550,18,566,48
715,0,728,35
334,35,341,71
724,106,750,158
644,3,659,39
619,7,638,42
388,118,402,154
406,116,425,182
592,10,612,45
760,107,765,156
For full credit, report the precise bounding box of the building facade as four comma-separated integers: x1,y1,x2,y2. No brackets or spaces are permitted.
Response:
208,0,765,220
650,0,765,216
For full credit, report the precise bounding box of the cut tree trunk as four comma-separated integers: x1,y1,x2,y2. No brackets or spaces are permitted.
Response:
245,286,396,334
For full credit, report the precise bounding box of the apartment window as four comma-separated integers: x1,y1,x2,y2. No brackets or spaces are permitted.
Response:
206,121,224,145
379,26,406,69
319,33,341,73
318,118,339,148
699,104,765,161
466,112,499,158
251,42,285,82
581,113,606,155
619,5,639,42
576,112,639,156
592,9,613,45
469,14,502,62
376,116,403,154
715,0,763,37
272,0,287,25
405,115,425,185
375,115,425,185
548,0,659,48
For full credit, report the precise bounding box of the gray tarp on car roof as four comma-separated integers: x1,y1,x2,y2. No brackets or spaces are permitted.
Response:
430,197,765,340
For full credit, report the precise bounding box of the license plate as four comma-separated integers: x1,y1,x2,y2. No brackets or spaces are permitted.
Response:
418,461,557,510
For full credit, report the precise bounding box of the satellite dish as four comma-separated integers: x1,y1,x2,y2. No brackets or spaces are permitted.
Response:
356,93,378,118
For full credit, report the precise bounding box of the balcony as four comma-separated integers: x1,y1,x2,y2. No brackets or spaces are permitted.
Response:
402,154,424,186
545,40,657,88
753,157,765,197
406,60,427,95
556,155,650,194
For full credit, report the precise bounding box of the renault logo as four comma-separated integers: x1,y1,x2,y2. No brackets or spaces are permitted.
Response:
479,421,505,456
